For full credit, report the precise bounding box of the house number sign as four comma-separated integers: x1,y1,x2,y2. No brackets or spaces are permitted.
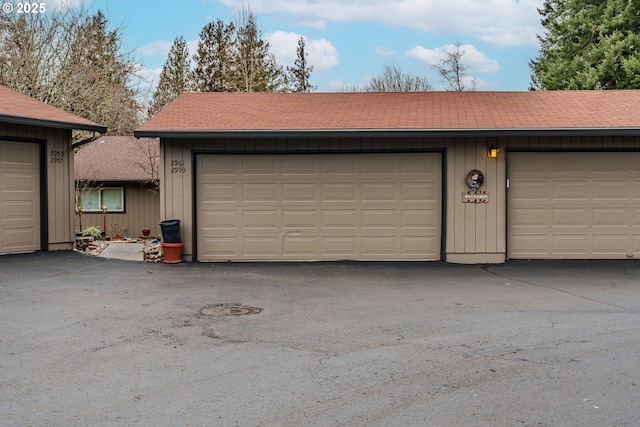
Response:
462,169,489,203
171,159,186,173
50,150,64,164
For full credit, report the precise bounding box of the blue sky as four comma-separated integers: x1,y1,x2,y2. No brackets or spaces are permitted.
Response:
52,0,544,93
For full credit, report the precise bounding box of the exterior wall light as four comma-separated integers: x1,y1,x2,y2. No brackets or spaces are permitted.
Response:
487,137,499,158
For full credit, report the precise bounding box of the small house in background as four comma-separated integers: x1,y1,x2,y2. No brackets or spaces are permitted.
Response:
74,136,160,238
0,85,106,255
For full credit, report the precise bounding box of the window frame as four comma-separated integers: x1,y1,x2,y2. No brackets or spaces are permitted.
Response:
78,187,125,213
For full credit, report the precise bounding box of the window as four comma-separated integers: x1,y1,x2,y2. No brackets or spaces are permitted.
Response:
78,188,124,212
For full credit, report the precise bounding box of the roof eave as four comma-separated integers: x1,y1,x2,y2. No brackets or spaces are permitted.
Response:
134,127,640,139
0,114,107,133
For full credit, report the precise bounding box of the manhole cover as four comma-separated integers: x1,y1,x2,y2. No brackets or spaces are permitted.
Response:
200,304,262,316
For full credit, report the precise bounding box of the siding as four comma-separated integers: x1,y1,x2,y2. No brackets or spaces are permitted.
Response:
162,134,640,263
0,122,74,251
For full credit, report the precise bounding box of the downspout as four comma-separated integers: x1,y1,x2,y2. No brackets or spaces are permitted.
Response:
72,131,104,150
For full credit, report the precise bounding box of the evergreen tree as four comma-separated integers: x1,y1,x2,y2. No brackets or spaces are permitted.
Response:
530,0,640,90
0,8,141,136
148,36,192,117
233,8,285,92
287,36,315,92
192,19,236,92
54,11,139,135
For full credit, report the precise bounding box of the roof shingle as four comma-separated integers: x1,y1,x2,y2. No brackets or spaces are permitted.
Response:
75,136,159,181
136,91,640,136
0,85,106,132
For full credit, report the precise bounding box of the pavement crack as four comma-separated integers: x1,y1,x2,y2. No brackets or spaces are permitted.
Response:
482,265,639,314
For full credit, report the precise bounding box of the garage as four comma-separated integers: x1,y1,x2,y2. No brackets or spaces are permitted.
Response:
196,152,442,261
508,151,640,259
0,140,40,255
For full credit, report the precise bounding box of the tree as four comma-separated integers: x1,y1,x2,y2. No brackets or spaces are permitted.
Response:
363,64,432,92
530,0,640,90
233,6,286,92
148,36,192,117
54,11,140,135
433,42,476,91
0,9,79,102
192,19,236,92
287,36,315,92
0,8,142,136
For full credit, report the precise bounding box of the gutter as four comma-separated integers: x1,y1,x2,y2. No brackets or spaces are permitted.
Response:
0,114,108,134
134,127,640,139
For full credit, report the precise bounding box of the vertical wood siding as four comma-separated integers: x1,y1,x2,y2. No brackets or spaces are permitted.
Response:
162,134,640,263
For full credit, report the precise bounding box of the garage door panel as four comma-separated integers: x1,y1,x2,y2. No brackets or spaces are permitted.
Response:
362,156,396,175
203,210,237,229
242,183,278,202
402,236,438,256
242,157,279,175
3,200,36,219
322,209,357,228
1,141,40,255
202,156,237,175
282,156,317,175
593,181,627,200
511,181,547,200
282,184,317,202
322,183,357,202
509,152,640,259
402,209,437,227
552,182,589,200
552,208,588,227
242,237,280,257
282,210,318,229
242,210,279,229
401,183,433,201
361,209,396,228
321,157,357,175
197,153,441,261
202,184,237,203
512,208,547,227
593,209,628,227
2,172,37,192
362,183,396,201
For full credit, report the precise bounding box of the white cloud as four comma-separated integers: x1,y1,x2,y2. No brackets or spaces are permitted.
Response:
136,41,174,57
407,43,500,74
375,47,396,57
46,0,85,11
219,0,543,47
267,31,339,71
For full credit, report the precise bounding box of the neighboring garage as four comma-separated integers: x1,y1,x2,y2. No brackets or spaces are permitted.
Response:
197,153,441,261
508,151,640,259
135,91,640,264
0,140,40,253
0,85,106,255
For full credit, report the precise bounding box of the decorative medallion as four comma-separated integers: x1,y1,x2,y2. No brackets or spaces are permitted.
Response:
463,169,489,203
466,170,484,192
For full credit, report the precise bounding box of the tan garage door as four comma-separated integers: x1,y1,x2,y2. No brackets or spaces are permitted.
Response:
0,141,40,254
197,153,441,261
508,152,640,259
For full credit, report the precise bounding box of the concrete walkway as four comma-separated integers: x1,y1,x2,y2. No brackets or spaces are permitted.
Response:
96,241,145,261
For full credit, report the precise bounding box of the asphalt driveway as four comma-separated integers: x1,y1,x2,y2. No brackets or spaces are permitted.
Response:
1,251,639,426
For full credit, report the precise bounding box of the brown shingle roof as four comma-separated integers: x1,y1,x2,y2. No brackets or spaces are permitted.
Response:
0,85,106,132
135,91,640,137
75,136,159,181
